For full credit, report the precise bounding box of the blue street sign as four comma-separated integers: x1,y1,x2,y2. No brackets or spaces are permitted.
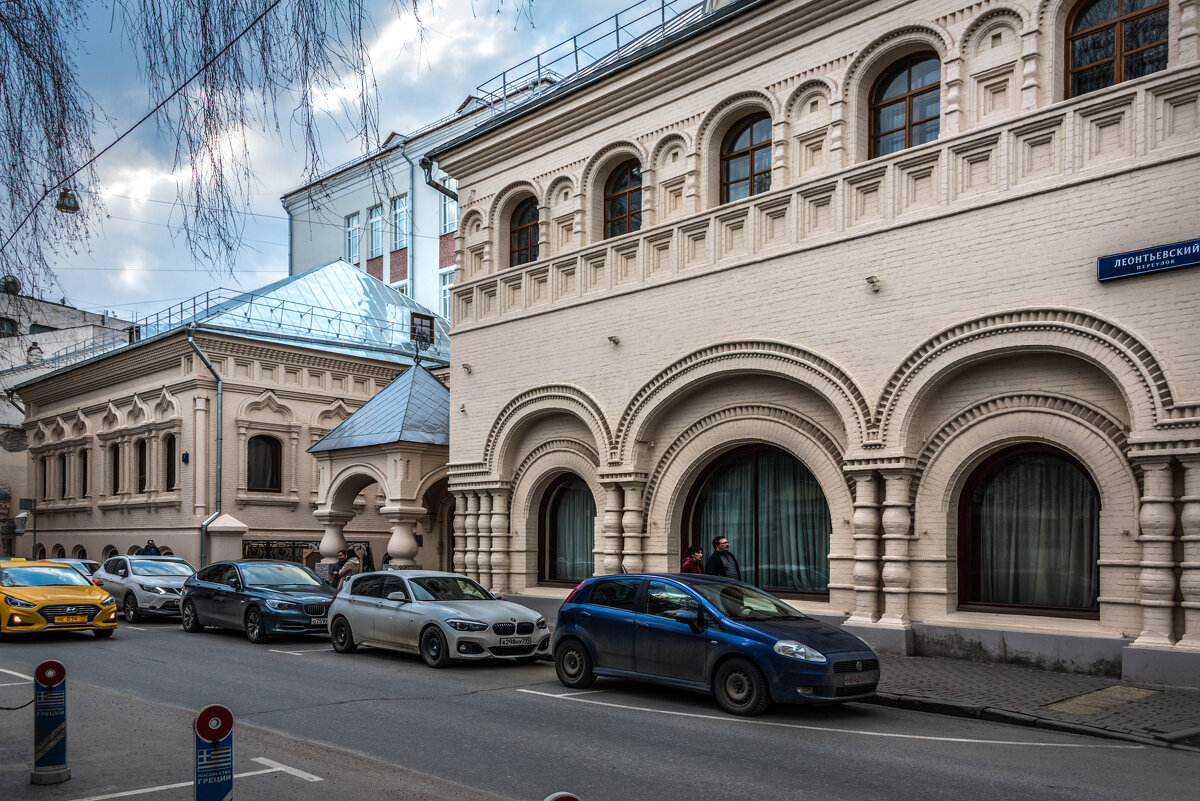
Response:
195,705,234,801
30,660,70,785
1097,237,1200,281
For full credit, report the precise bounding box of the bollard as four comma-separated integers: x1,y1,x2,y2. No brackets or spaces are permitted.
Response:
194,704,235,801
30,659,70,785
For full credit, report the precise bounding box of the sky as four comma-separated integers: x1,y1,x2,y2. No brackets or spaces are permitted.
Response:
55,0,640,322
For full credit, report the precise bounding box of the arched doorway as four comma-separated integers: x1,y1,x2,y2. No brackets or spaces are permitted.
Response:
539,473,596,585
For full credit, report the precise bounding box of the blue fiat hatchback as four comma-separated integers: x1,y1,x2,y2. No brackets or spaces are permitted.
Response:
552,574,878,716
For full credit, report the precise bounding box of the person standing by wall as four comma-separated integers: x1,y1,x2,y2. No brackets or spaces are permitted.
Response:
705,537,740,580
680,545,704,574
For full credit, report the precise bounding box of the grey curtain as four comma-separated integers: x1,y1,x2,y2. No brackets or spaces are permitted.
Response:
552,478,595,582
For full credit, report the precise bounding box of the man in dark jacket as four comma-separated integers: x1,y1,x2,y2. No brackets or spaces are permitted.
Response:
704,536,740,580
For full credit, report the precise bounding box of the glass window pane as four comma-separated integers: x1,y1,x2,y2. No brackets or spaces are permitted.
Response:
629,212,641,232
629,188,642,213
873,130,906,158
1072,0,1119,31
753,173,772,195
751,115,772,145
873,100,906,134
911,88,940,122
628,164,642,186
1072,29,1115,67
874,67,908,102
910,57,940,90
513,228,528,249
529,244,539,263
727,123,752,153
725,154,750,183
607,219,626,238
752,145,771,173
1124,11,1168,52
1126,0,1161,14
608,196,626,219
1124,43,1168,80
645,581,699,619
912,119,940,146
724,180,749,203
1071,62,1115,96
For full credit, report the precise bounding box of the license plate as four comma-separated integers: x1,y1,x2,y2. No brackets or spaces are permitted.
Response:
310,617,327,626
841,671,878,687
500,636,531,646
55,615,88,624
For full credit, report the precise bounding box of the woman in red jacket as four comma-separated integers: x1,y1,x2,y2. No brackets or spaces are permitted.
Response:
680,545,704,574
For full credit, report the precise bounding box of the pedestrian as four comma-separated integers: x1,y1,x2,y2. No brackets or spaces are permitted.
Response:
680,545,704,574
137,539,160,556
328,550,348,585
333,547,361,589
704,536,741,580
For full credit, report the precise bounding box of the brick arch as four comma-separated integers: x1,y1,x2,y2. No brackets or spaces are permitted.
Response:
487,179,544,229
508,445,604,571
875,308,1175,450
511,437,600,489
649,131,692,169
694,89,781,208
323,463,390,513
615,340,870,467
580,141,646,243
783,77,839,119
483,385,612,479
961,4,1031,52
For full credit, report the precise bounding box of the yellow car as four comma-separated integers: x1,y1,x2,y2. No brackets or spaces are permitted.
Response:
0,560,118,638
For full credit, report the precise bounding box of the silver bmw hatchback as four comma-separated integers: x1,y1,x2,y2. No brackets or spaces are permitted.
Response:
328,570,549,667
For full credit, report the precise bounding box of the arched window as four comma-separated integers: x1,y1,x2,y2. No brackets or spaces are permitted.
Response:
686,446,831,595
52,544,65,558
510,197,539,267
604,160,642,238
57,453,67,499
539,474,595,584
135,439,148,493
1067,0,1168,98
0,317,17,337
958,445,1100,616
39,457,48,500
78,450,89,497
109,444,120,495
247,435,282,492
720,113,772,203
870,53,941,158
163,434,177,490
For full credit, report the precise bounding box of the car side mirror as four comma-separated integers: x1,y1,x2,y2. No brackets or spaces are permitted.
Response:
492,591,504,600
228,577,241,590
92,578,103,586
386,591,408,603
675,610,702,632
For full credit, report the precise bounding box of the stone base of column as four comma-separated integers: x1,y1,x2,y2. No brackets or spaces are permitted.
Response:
840,620,914,655
1122,643,1200,688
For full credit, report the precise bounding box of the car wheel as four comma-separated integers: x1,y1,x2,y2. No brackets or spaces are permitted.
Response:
554,639,595,689
94,629,115,639
181,601,204,633
331,616,358,654
419,626,451,668
713,657,771,716
245,607,270,644
123,593,140,623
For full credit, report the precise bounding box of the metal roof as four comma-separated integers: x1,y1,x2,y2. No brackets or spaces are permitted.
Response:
308,363,449,453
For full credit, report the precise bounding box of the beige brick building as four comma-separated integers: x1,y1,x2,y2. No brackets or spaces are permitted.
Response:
429,0,1200,683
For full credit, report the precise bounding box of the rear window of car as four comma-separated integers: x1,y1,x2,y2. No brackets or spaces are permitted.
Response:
584,578,641,611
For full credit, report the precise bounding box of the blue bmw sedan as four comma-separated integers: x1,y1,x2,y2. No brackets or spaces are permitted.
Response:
552,574,878,716
180,560,335,644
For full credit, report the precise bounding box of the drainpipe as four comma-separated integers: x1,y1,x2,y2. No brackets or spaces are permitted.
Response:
187,329,222,567
398,139,417,302
420,157,458,201
4,387,24,416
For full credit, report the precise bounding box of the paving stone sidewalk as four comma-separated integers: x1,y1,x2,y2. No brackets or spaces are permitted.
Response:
869,653,1200,750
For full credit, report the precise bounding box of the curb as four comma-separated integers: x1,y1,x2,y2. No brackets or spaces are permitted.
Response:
866,692,1200,752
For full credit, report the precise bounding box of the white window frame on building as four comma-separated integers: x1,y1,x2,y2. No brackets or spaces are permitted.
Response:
394,280,410,297
345,212,360,263
440,178,458,235
392,195,409,250
439,268,455,319
368,205,384,258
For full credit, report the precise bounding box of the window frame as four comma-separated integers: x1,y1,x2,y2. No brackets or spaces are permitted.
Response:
392,195,409,250
537,472,596,586
246,434,283,493
135,439,148,494
440,178,458,235
344,212,361,263
720,112,773,204
109,443,121,496
439,268,455,319
368,204,384,258
603,159,643,239
1065,0,1169,99
163,434,177,491
509,197,540,268
869,52,942,159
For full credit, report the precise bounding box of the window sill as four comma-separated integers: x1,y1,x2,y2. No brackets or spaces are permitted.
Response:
236,490,300,510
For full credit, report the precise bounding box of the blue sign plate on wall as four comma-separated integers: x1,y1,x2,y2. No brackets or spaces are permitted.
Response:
1098,237,1200,281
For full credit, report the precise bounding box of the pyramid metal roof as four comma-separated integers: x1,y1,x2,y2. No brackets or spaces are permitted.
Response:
308,363,449,452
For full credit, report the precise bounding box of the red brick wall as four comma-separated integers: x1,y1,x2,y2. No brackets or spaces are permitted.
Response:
366,256,383,280
389,249,408,282
439,234,455,268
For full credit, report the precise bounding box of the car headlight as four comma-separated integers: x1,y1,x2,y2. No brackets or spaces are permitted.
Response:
139,583,169,594
3,594,36,609
446,619,488,632
100,595,116,607
536,617,547,630
774,640,827,663
264,599,299,611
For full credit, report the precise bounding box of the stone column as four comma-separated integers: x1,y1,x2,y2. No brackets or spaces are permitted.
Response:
640,167,657,228
1180,0,1199,62
845,472,881,625
381,507,423,567
1020,30,1041,110
464,491,480,582
827,99,846,169
451,491,467,575
878,471,913,627
1133,460,1178,647
620,481,645,574
313,509,354,563
489,488,510,594
476,491,493,589
602,484,624,575
942,57,963,136
1179,459,1200,649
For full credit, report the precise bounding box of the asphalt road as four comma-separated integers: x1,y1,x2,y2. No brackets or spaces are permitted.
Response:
2,621,1196,801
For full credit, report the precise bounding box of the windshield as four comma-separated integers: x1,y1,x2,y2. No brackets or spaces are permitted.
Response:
409,576,491,602
131,560,194,577
238,563,322,587
691,581,807,621
1,565,92,588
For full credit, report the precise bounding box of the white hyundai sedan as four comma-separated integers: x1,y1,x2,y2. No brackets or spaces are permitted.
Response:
328,570,549,667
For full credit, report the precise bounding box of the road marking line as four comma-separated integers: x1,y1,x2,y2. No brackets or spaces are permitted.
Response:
121,625,147,631
557,689,607,698
0,668,34,681
268,647,331,656
67,758,322,801
0,680,33,687
516,689,1142,749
